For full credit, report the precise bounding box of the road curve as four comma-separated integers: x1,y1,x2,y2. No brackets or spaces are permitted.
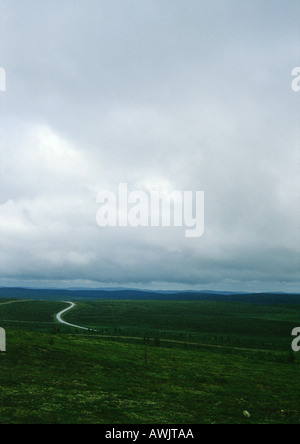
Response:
56,303,269,354
56,302,90,331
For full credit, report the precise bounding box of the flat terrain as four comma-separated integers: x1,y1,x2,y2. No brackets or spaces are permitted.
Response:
0,297,299,424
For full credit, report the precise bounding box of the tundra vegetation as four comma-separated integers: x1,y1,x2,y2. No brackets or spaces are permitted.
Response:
0,296,299,424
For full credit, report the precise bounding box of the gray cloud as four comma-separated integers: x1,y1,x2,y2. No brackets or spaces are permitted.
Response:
0,0,299,291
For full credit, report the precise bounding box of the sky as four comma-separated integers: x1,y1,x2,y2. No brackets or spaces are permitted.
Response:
0,0,299,292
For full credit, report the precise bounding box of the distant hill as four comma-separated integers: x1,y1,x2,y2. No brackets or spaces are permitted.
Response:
0,287,299,305
67,287,249,295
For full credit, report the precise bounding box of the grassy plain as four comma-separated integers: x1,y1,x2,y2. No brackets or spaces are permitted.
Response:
0,298,299,424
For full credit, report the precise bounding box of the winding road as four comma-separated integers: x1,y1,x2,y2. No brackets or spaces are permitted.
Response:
56,302,90,331
55,302,270,354
0,300,275,354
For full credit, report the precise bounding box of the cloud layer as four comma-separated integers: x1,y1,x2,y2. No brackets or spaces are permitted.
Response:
0,0,299,291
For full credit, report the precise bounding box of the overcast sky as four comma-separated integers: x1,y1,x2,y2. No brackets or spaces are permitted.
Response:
0,0,299,291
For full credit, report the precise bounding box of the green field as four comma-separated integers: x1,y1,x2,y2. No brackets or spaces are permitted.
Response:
0,298,299,424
